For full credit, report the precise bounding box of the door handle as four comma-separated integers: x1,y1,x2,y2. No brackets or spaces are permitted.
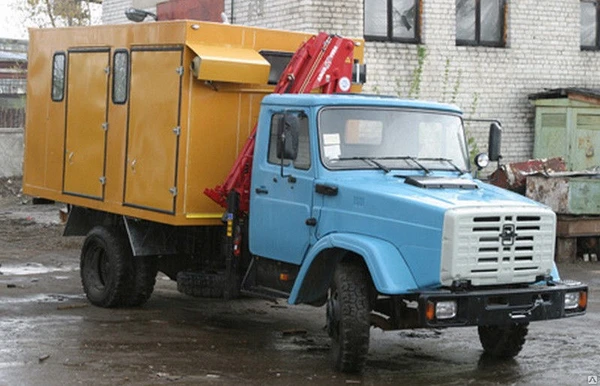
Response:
255,187,269,195
315,183,338,196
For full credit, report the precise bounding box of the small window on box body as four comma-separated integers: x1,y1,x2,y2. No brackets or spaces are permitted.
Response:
51,52,66,102
259,51,293,85
113,50,129,104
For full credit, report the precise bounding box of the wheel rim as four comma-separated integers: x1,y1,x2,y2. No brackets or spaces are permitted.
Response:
96,247,110,286
85,242,110,291
326,287,341,341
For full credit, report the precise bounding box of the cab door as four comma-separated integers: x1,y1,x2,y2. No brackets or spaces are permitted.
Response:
63,49,110,199
124,47,183,213
249,111,315,265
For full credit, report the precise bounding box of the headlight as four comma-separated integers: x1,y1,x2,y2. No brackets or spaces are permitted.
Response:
564,292,580,310
435,301,457,319
474,153,490,170
564,291,587,311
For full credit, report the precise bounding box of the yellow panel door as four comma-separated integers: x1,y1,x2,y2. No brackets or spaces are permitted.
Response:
64,50,109,199
124,48,182,213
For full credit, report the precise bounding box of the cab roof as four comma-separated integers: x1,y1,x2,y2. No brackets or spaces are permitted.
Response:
261,93,463,115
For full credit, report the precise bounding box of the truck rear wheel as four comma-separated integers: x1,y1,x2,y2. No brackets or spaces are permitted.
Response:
80,226,132,308
126,256,158,307
326,261,371,373
478,323,528,358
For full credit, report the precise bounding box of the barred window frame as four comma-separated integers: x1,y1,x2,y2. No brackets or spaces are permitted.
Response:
581,1,600,50
456,0,507,47
364,0,421,44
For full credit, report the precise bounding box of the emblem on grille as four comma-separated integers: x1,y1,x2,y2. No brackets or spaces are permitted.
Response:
500,223,517,246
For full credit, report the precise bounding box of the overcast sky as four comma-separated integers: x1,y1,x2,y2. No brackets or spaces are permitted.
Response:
0,0,27,39
0,0,102,40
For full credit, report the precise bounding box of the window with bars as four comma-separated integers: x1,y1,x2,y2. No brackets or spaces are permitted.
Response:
364,0,421,43
581,1,600,50
456,0,507,47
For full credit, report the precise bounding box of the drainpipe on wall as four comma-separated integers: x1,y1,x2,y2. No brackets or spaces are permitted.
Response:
230,0,234,24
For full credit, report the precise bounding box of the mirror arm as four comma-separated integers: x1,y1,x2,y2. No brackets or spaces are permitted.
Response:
279,137,293,180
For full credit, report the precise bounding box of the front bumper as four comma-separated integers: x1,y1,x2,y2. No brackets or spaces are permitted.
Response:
412,282,587,327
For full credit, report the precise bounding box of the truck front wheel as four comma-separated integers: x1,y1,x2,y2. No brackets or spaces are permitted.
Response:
326,261,371,373
478,323,528,358
80,226,132,308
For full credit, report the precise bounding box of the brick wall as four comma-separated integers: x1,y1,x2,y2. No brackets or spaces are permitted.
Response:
102,0,133,24
225,0,600,163
103,0,160,24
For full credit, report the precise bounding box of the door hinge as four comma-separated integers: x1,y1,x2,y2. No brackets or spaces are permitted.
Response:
102,122,108,131
104,66,110,75
99,176,106,185
176,66,184,76
172,126,181,136
169,187,178,196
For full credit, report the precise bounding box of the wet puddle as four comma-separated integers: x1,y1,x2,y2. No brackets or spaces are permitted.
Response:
0,293,85,304
0,262,78,276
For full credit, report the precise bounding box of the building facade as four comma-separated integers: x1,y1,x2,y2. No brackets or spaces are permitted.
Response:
102,0,600,164
0,38,27,178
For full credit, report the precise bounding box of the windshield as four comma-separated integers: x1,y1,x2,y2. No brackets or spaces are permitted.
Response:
318,107,469,172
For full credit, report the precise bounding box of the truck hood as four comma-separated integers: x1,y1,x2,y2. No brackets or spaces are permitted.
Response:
314,172,548,289
318,172,542,217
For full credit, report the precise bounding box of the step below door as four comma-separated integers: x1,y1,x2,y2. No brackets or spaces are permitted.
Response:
124,47,183,214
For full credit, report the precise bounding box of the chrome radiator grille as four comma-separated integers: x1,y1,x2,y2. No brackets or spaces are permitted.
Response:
441,207,556,286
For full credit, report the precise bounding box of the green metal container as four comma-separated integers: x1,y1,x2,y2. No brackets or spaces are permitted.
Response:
531,90,600,171
529,89,600,215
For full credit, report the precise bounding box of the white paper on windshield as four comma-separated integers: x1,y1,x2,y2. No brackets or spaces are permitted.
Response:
323,134,340,146
324,144,341,160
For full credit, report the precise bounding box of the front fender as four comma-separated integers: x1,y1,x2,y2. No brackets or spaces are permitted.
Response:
288,233,419,304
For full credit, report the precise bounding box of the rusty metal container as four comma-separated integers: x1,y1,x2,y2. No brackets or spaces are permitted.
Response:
526,174,600,215
489,157,566,194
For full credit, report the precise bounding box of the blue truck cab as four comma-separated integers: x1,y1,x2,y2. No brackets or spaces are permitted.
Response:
245,93,587,372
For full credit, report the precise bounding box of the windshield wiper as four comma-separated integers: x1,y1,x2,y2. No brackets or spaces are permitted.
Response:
417,157,465,174
336,157,391,173
376,156,430,174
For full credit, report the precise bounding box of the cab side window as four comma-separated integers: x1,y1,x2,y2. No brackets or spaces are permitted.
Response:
267,113,311,170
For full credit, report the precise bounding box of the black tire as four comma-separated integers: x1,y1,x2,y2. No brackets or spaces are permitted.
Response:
126,256,158,307
326,261,371,373
80,226,133,308
478,323,528,359
176,271,225,298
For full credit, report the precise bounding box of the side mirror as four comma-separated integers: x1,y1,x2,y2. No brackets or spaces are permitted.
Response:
488,122,502,162
276,114,299,161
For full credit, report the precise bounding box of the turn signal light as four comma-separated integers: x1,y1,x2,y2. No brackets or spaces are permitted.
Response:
578,291,587,310
426,302,435,321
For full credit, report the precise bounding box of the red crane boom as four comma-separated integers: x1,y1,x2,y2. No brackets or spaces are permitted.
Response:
204,33,357,213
